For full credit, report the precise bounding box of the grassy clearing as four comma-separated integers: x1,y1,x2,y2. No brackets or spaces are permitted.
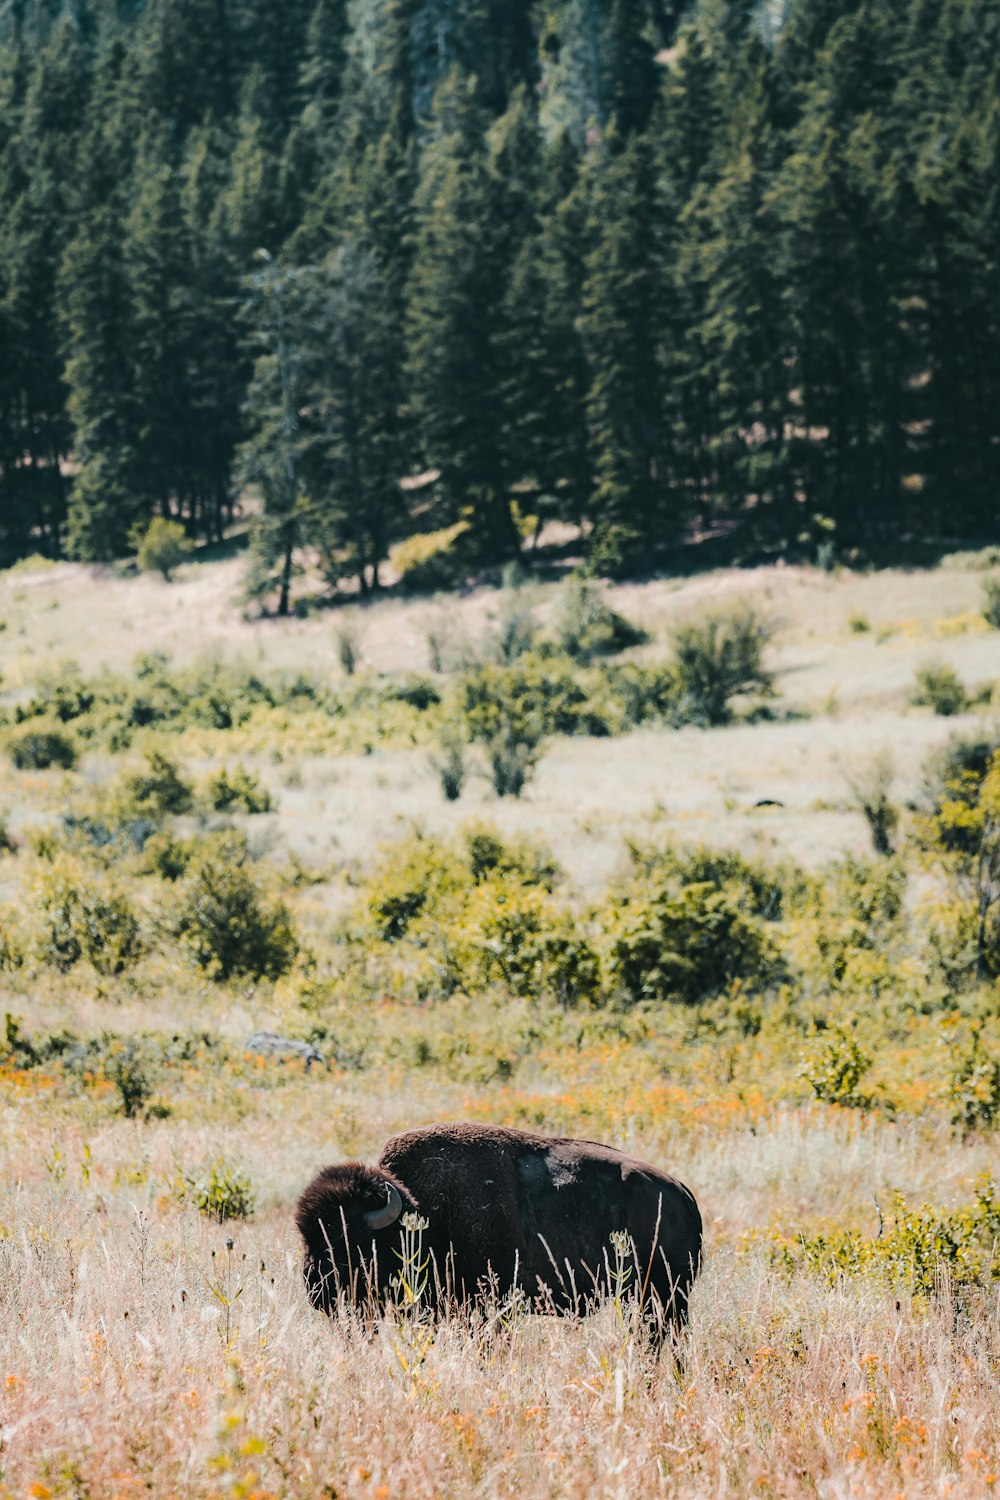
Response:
1,553,999,1496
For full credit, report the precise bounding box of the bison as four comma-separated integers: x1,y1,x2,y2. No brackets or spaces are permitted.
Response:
295,1122,702,1342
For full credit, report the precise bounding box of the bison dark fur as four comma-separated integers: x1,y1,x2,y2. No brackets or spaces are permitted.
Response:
295,1123,702,1340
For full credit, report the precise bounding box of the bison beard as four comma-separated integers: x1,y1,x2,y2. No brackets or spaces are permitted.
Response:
295,1123,702,1342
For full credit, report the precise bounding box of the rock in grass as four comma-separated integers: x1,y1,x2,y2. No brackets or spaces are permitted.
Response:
245,1031,324,1069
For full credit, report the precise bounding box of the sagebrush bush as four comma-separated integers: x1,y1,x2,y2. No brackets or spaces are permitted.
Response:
461,653,602,742
334,622,362,676
180,1158,256,1221
670,605,775,726
13,656,321,751
431,733,466,801
802,856,906,991
133,516,191,580
485,720,543,798
33,868,142,974
456,879,599,1004
598,878,782,1004
8,725,77,770
392,522,471,593
918,735,999,853
623,841,791,920
765,1176,1000,1297
174,845,297,981
844,752,898,856
606,663,677,727
550,578,647,663
365,837,465,941
950,1031,1000,1137
205,766,273,814
912,659,966,716
463,823,559,889
491,589,537,664
800,1027,876,1109
981,576,1000,629
917,745,1000,979
116,751,193,820
105,1038,155,1118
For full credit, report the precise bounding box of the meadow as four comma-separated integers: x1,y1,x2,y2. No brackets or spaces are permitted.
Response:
0,547,999,1499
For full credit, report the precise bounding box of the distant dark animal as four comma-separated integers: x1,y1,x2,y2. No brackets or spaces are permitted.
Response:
295,1122,702,1342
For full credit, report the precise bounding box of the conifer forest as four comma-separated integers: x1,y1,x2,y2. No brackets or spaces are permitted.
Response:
7,6,1000,1496
1,0,999,595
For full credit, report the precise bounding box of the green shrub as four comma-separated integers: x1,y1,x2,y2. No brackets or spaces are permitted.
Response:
461,653,608,742
175,848,297,981
463,823,559,889
804,857,906,991
386,675,441,710
913,659,967,716
105,1038,155,1118
365,837,465,941
982,577,1000,629
116,751,193,819
550,578,647,663
491,588,537,664
456,879,599,1005
844,752,898,856
180,1158,256,1222
847,612,870,633
916,745,1000,980
8,726,77,770
623,841,791,920
392,522,472,593
800,1027,876,1109
133,516,192,580
599,879,782,1004
335,622,362,676
606,663,678,727
765,1178,1000,1298
486,720,543,798
14,658,317,751
77,888,143,975
584,523,644,580
138,831,195,880
670,605,775,726
14,667,95,726
922,896,980,989
0,812,16,856
431,733,466,801
205,766,273,814
361,827,560,955
33,869,142,974
918,735,1000,855
0,912,22,970
950,1031,1000,1137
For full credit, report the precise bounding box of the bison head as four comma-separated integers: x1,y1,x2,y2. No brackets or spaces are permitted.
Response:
294,1162,417,1313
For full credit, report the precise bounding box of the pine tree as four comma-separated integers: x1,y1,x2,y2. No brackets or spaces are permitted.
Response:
540,0,660,144
0,22,69,560
691,59,792,527
125,133,201,525
579,133,667,573
238,254,312,617
299,241,407,594
60,205,142,559
405,70,518,558
181,124,248,541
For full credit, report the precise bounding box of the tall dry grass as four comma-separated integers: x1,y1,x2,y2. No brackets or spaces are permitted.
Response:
1,1104,998,1498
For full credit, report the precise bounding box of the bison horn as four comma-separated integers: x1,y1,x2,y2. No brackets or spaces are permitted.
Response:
364,1182,402,1231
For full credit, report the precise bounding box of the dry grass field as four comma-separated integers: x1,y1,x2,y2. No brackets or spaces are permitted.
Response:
0,550,999,1498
